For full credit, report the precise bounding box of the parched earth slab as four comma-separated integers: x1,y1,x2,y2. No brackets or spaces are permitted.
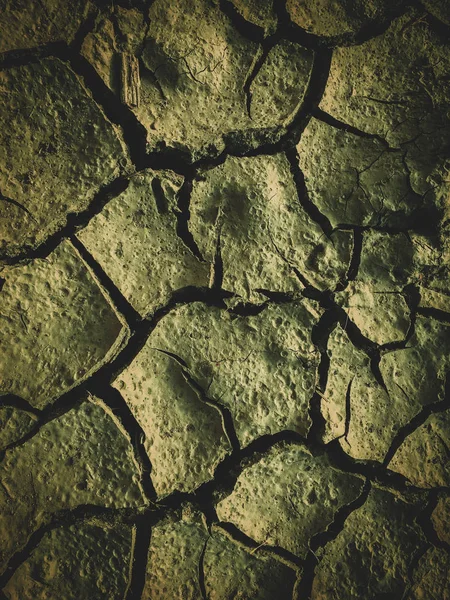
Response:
216,443,364,558
149,300,323,447
0,57,129,258
138,0,313,156
0,240,129,409
335,282,410,345
113,348,231,497
143,507,296,600
431,496,450,544
0,0,90,53
286,0,404,37
322,324,413,463
380,316,450,443
298,117,422,228
77,170,209,316
204,526,297,600
311,486,427,599
143,506,208,600
319,10,450,198
388,409,450,488
230,0,277,32
408,547,450,600
4,520,135,600
0,396,145,573
249,40,313,127
190,154,352,300
0,407,37,451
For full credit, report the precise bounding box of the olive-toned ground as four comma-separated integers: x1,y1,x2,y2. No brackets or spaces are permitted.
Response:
0,0,449,598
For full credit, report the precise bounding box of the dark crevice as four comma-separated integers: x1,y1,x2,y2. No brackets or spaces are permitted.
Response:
175,179,206,261
0,394,41,417
307,311,338,445
415,489,450,553
70,235,142,328
0,505,137,588
346,228,363,282
0,176,130,265
243,38,277,118
383,372,450,468
212,226,224,289
285,148,333,237
71,2,103,54
87,384,156,501
198,540,208,600
217,0,266,43
295,479,371,599
0,191,35,219
312,108,392,148
417,306,450,324
344,378,353,442
126,513,152,600
217,522,303,568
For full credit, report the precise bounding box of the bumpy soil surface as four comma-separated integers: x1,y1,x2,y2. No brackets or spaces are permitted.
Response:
1,0,450,598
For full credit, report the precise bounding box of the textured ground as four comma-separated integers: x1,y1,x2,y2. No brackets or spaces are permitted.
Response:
0,0,450,598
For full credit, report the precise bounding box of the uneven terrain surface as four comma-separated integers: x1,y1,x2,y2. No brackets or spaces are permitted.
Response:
0,0,450,598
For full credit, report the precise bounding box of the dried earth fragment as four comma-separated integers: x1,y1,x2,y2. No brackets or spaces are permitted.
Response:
286,0,404,37
0,406,36,451
138,0,313,157
216,443,364,558
143,507,296,600
0,240,128,409
4,520,134,600
77,170,209,316
149,300,322,447
0,397,145,573
114,347,231,497
311,486,427,599
298,117,423,228
0,0,90,53
431,495,450,544
408,547,450,600
204,525,297,600
388,409,450,488
319,10,450,202
143,506,208,600
422,0,450,25
336,282,410,345
190,154,352,300
230,0,277,32
0,57,129,257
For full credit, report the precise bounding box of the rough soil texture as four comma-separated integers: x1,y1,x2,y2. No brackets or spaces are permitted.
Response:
0,0,449,599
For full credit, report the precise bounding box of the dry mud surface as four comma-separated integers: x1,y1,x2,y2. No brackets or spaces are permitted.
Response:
0,0,450,598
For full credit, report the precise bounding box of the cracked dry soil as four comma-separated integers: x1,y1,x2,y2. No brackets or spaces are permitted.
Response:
0,0,450,598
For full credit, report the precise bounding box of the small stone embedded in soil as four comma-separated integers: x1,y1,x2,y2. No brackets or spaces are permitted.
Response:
286,0,404,37
204,525,297,600
311,487,427,599
431,496,450,544
0,0,90,52
388,409,450,488
0,396,145,573
149,300,322,447
190,153,352,299
3,520,134,600
113,348,231,497
336,282,410,345
0,406,37,451
319,9,450,202
230,0,277,32
77,169,209,316
409,547,450,600
298,117,422,228
250,41,313,127
143,507,208,600
0,240,128,409
216,443,364,558
0,58,129,257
